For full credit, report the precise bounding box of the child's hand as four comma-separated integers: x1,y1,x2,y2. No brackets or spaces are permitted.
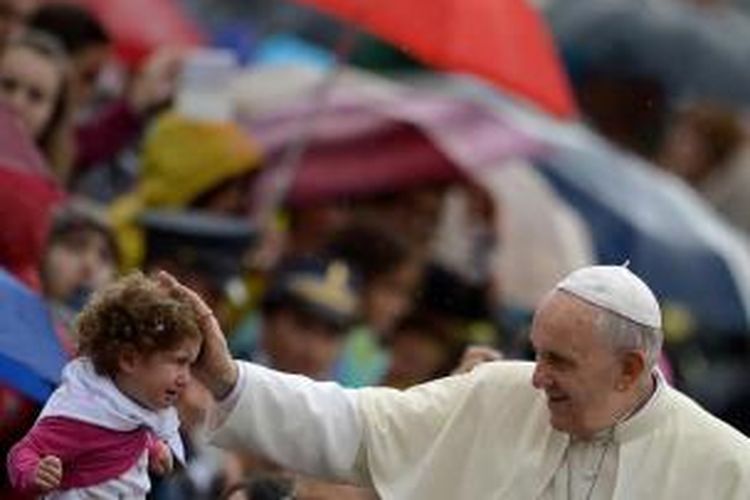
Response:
34,456,63,492
148,440,174,476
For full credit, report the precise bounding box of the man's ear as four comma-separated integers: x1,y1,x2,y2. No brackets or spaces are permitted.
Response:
617,350,647,391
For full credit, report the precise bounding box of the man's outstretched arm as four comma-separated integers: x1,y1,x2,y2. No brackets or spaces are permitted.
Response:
211,360,364,481
157,271,365,482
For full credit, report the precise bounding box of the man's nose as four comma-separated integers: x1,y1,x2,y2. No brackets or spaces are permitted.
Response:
532,362,549,389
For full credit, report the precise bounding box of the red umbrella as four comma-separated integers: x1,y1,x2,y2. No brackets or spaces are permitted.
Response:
73,0,205,67
293,0,576,118
0,167,66,292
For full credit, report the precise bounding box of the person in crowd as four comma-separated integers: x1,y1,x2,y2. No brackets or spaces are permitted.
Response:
26,2,109,114
231,255,361,381
161,265,750,499
354,184,448,257
110,113,261,270
381,310,464,389
657,101,750,234
7,272,202,498
41,200,118,339
28,2,184,179
0,0,36,51
140,209,257,314
0,30,73,178
325,221,422,387
657,102,745,187
227,256,371,500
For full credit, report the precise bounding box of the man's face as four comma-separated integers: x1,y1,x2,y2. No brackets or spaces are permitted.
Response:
264,307,345,380
530,292,624,438
119,337,202,411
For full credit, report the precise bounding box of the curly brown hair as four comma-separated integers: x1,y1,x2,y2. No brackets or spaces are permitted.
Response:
75,272,202,377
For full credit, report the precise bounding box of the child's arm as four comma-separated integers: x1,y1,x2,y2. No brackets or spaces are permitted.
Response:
7,428,64,494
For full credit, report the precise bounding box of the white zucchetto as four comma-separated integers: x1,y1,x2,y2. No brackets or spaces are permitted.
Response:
556,265,662,329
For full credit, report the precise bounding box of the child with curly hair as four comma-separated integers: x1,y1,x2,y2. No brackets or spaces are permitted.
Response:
7,272,203,499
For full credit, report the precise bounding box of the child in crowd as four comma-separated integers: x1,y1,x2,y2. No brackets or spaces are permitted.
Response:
7,272,203,498
41,200,119,343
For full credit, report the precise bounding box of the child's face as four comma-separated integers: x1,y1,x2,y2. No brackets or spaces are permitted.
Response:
42,228,116,306
0,45,61,139
119,337,202,411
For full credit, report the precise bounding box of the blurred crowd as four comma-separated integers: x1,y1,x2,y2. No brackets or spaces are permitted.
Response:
1,0,750,499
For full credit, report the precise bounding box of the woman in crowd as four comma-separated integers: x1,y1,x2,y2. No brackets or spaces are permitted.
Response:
0,30,72,180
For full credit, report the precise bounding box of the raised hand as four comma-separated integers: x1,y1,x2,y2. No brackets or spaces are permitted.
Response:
156,271,238,399
35,455,63,493
452,346,504,375
148,440,174,476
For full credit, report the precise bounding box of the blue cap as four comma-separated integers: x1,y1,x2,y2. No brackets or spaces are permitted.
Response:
263,256,361,330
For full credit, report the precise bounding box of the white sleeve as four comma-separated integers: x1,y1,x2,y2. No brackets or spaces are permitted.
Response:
209,361,364,481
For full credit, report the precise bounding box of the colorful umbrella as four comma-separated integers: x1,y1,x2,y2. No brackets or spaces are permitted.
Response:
456,80,750,335
0,270,67,403
242,67,750,335
234,65,542,206
72,0,205,66
550,0,750,105
0,167,65,292
292,0,577,118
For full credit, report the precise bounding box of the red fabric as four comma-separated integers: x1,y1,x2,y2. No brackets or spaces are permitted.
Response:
295,0,576,118
74,100,142,171
0,168,66,291
71,0,204,67
7,416,149,494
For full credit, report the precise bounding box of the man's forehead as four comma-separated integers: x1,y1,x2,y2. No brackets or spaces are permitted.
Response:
531,292,599,346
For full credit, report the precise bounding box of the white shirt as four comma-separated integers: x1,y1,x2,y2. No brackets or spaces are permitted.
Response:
45,450,150,500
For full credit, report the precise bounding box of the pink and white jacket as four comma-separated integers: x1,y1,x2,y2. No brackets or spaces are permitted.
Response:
7,358,184,499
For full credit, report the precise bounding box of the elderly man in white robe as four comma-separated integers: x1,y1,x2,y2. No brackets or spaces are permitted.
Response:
159,266,750,500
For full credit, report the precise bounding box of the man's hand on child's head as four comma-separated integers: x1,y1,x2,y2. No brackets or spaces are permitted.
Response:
148,440,174,476
35,455,62,492
155,271,239,400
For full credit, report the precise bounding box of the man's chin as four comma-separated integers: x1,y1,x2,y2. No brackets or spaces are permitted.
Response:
548,412,574,433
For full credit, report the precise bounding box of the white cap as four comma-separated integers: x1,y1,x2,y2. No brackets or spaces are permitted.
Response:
556,265,662,329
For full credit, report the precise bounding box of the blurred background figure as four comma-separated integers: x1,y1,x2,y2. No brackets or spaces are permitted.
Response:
381,309,465,389
231,255,360,380
658,102,745,186
41,200,118,342
0,0,35,50
110,112,261,269
27,2,110,115
325,221,423,387
0,31,73,180
657,101,750,235
226,255,375,500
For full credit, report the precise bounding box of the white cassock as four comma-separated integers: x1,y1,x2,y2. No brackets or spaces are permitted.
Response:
210,360,750,499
